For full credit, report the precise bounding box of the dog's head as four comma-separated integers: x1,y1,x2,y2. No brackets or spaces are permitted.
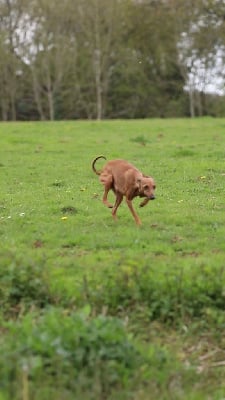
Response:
137,176,156,200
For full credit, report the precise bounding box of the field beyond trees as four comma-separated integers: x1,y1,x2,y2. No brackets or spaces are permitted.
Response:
1,118,225,399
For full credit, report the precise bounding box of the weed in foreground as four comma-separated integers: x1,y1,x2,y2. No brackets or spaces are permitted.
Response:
0,308,174,399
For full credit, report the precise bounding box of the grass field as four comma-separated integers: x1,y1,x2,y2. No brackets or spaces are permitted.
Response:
1,118,225,399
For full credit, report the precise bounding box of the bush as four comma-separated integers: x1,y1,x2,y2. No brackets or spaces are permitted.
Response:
80,261,225,324
0,308,151,399
0,255,54,316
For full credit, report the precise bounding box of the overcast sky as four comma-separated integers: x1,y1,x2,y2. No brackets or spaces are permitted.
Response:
186,48,225,95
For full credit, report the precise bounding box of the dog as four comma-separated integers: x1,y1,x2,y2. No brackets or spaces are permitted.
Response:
92,156,156,225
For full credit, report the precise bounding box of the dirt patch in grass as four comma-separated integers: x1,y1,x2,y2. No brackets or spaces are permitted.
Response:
61,206,78,214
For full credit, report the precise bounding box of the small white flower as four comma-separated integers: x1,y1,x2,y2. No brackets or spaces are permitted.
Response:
8,216,11,219
19,212,25,217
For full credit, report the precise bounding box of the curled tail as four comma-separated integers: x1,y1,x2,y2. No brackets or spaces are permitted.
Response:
92,155,106,175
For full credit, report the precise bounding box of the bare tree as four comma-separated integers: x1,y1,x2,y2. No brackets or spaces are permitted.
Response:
18,0,78,120
76,0,125,119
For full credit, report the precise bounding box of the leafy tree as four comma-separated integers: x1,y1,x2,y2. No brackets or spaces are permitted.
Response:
108,0,187,118
0,0,26,120
0,0,225,120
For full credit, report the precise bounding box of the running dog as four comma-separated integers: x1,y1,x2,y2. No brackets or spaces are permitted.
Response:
92,156,156,225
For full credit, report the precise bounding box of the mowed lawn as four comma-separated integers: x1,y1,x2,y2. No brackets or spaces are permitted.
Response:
1,118,225,399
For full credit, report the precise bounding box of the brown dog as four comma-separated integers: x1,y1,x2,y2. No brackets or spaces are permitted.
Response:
92,156,156,225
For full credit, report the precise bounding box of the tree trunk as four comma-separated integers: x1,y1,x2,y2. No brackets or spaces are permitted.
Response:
31,68,46,120
196,91,203,116
1,98,8,121
188,88,195,117
46,63,55,120
94,1,103,120
47,89,55,121
94,49,102,120
10,88,16,120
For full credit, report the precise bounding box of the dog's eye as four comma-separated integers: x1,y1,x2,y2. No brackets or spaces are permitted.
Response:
143,185,149,190
153,185,156,190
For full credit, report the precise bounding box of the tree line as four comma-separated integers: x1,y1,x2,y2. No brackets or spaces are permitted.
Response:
0,0,225,121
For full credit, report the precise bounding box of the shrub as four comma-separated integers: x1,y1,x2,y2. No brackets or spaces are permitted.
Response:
0,255,53,316
0,308,156,399
80,261,225,324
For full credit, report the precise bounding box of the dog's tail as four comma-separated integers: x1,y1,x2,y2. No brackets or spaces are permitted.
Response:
92,155,106,175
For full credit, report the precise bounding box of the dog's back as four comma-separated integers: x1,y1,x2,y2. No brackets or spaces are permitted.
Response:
102,159,140,177
100,160,140,193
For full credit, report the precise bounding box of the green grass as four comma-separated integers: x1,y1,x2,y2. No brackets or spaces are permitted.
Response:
1,118,225,399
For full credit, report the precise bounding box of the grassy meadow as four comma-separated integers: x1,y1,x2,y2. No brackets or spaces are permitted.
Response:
1,118,225,399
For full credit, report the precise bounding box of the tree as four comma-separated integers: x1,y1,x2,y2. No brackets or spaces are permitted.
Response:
112,0,187,118
74,0,126,119
0,0,225,120
18,0,78,120
0,0,26,120
175,0,225,116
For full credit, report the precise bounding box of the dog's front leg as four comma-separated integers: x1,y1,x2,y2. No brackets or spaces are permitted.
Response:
139,198,149,208
126,198,141,225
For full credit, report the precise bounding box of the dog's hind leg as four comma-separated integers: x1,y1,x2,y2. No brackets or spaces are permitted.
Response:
102,183,114,208
112,193,123,220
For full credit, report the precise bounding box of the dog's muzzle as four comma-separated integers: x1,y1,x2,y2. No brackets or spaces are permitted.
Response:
149,195,155,200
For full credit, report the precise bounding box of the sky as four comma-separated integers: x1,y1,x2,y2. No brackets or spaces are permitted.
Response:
186,48,225,95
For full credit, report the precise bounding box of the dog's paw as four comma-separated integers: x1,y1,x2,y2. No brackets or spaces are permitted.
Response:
139,199,149,208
